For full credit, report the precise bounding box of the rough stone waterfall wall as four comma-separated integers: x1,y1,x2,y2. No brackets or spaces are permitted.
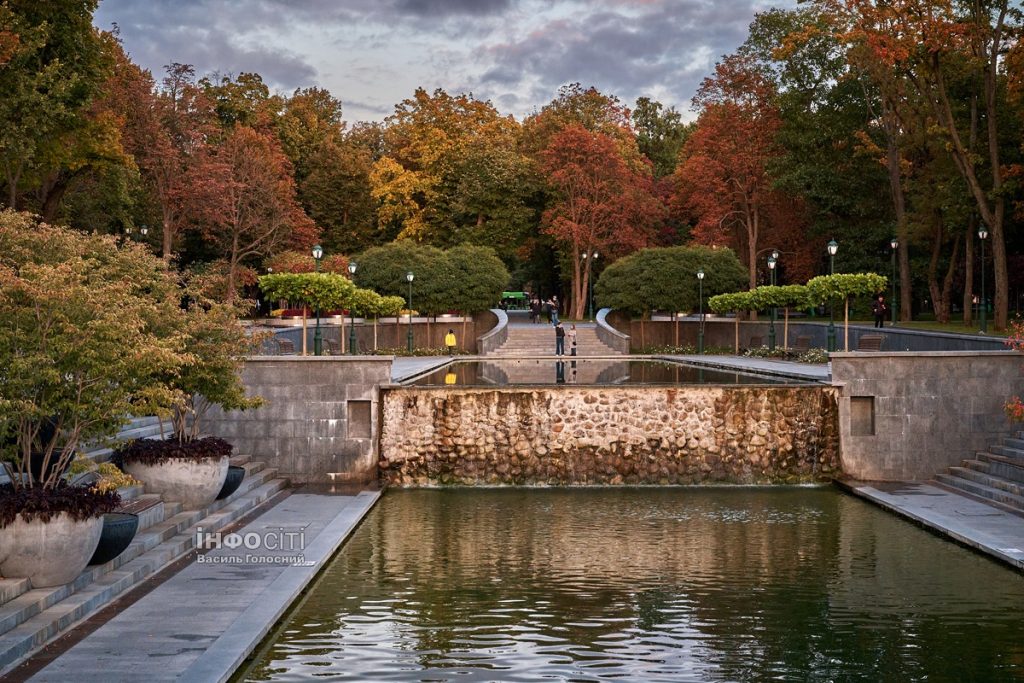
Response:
379,386,840,486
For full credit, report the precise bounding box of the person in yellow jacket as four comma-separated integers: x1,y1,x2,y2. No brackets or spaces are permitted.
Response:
444,329,457,355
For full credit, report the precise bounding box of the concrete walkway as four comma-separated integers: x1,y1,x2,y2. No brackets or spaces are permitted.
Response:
27,489,380,683
838,480,1024,571
658,354,831,382
390,356,453,382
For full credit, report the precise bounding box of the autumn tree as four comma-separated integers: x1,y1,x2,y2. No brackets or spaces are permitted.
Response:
674,54,798,290
369,88,534,251
540,125,664,320
189,124,318,300
0,0,113,211
823,0,1021,329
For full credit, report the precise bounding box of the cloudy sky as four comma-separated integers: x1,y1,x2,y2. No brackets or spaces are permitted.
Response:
94,0,791,124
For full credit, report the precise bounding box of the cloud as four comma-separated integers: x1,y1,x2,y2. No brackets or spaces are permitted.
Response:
95,0,792,122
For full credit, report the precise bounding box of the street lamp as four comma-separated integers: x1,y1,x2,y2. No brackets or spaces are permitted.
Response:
697,268,705,355
406,271,415,353
979,227,988,333
582,251,598,319
312,244,324,356
140,224,148,238
890,237,898,325
347,261,358,355
767,254,777,351
827,239,838,352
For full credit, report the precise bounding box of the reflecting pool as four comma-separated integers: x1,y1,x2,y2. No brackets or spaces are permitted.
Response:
239,489,1024,682
407,359,802,386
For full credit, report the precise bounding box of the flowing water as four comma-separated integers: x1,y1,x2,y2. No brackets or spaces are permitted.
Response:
239,489,1024,682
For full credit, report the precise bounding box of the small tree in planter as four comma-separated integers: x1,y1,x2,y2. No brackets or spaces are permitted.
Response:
708,290,756,354
258,272,355,355
116,292,264,509
0,212,181,587
750,284,810,350
806,273,888,351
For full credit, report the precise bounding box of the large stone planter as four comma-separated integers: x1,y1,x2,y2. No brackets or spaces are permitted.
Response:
89,512,140,566
123,456,229,509
0,513,103,588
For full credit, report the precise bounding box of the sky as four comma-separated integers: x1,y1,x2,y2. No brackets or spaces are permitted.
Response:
94,0,792,124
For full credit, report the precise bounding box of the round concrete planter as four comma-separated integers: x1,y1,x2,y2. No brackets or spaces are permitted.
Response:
89,512,140,565
216,465,246,500
0,513,103,588
123,456,229,510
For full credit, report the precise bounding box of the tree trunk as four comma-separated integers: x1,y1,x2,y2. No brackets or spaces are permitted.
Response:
963,220,975,326
926,215,960,324
302,308,308,356
843,298,849,352
881,99,913,323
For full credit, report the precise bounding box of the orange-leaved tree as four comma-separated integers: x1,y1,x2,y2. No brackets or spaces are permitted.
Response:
673,53,798,291
189,124,319,300
540,125,664,320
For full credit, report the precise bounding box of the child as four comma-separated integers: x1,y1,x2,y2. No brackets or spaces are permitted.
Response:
444,329,457,355
568,324,577,356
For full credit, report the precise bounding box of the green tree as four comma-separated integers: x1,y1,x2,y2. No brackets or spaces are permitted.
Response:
258,272,356,355
0,211,182,488
632,96,692,179
595,245,746,347
807,272,887,350
708,290,757,353
446,244,510,342
353,240,453,316
0,1,113,211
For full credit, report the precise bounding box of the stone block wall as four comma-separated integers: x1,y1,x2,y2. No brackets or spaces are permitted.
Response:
831,351,1023,480
379,385,839,486
204,357,392,484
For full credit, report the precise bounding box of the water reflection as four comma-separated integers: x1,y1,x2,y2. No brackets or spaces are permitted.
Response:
240,489,1024,682
410,359,794,387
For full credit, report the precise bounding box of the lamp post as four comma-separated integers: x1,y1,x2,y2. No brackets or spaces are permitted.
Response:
697,268,705,355
890,237,898,325
827,239,838,352
312,244,323,356
767,253,777,351
979,227,988,333
140,224,148,239
582,251,598,319
406,271,414,353
347,261,358,355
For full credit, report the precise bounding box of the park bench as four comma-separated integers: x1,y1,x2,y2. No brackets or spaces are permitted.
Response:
857,334,884,352
277,338,296,355
792,335,812,353
748,335,763,349
325,339,341,355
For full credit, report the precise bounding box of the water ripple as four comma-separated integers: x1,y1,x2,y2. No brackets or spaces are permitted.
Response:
240,489,1024,682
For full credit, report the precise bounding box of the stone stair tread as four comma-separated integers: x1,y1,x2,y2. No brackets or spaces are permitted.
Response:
934,473,1024,511
0,477,289,673
0,464,277,636
992,444,1024,459
0,581,31,609
115,495,162,516
947,467,1024,497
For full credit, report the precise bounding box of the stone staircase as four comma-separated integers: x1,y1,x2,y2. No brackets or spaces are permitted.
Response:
932,431,1024,514
487,323,620,357
0,418,289,676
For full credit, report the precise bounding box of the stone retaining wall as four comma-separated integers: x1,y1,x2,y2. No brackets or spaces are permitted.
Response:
379,385,840,486
832,351,1023,480
204,357,392,484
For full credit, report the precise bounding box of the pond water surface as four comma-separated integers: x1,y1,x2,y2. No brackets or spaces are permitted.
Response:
238,489,1024,682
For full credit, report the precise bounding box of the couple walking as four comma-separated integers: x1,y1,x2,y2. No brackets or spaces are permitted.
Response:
554,322,576,356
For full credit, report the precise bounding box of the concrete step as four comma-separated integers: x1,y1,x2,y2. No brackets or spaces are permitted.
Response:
989,444,1024,460
0,473,289,675
948,466,1024,497
934,473,1024,512
973,454,1024,483
0,463,272,623
1004,437,1024,450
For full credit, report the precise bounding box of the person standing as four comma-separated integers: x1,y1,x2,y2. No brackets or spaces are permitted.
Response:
445,328,457,354
567,324,577,356
551,296,560,325
529,298,539,324
872,294,888,328
554,322,565,356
